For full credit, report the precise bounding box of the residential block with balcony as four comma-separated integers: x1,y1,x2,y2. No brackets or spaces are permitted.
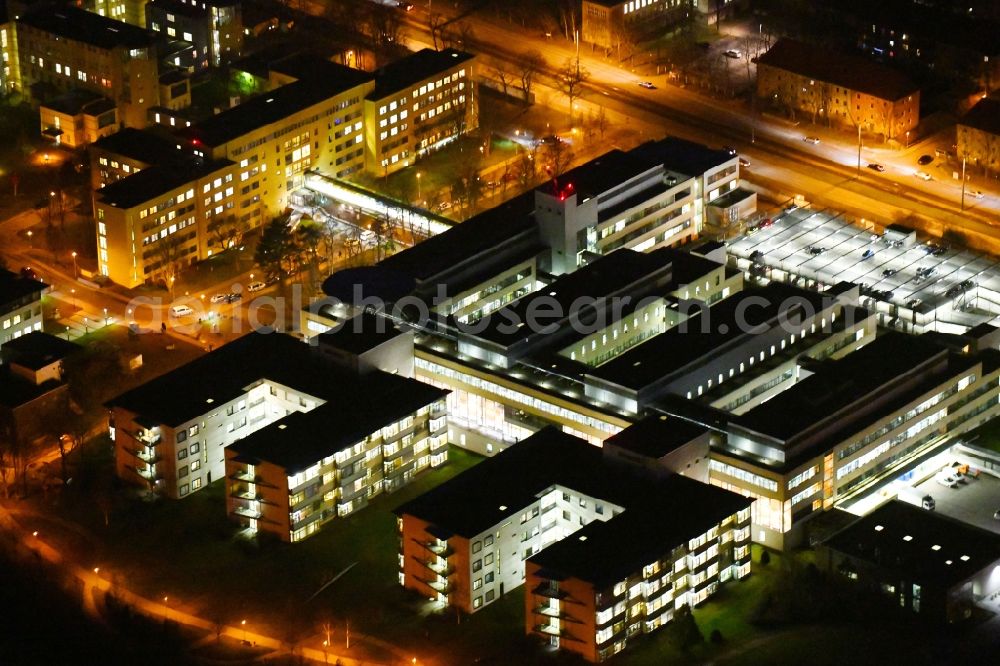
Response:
396,427,751,662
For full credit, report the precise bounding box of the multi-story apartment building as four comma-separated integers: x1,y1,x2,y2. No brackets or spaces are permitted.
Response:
397,427,752,662
0,5,19,93
226,384,447,543
179,65,374,214
16,5,159,129
756,39,920,141
957,97,1000,175
711,331,1000,550
823,0,1000,92
0,269,45,349
582,0,690,52
107,331,449,541
364,48,477,176
93,157,238,285
146,0,242,71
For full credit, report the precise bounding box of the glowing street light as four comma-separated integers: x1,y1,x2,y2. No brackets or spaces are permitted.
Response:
71,251,78,277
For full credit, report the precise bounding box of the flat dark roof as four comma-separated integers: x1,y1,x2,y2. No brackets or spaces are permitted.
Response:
470,248,674,347
368,48,474,100
0,269,46,310
824,500,1000,588
269,52,373,85
228,377,446,474
18,6,155,49
107,332,442,429
2,332,79,370
604,414,709,459
734,333,953,443
378,191,538,283
316,311,406,355
181,73,372,147
95,159,233,208
643,136,735,179
91,128,184,165
757,39,918,101
961,98,1000,136
590,283,831,391
42,90,115,116
398,427,749,587
0,368,63,408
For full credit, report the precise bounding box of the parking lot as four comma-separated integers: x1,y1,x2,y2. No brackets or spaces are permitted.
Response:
728,207,1000,333
911,471,1000,535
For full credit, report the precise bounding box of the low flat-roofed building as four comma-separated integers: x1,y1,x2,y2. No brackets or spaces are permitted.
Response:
39,90,117,148
1,331,79,385
0,268,46,349
602,414,711,481
107,332,449,526
756,39,919,140
396,426,752,662
818,500,1000,623
581,0,691,52
715,332,1000,550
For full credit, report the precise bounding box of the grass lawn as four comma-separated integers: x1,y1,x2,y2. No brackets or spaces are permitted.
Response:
48,448,490,658
964,416,1000,454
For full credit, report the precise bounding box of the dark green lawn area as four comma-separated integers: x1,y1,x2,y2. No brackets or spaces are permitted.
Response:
964,416,1000,454
51,448,498,656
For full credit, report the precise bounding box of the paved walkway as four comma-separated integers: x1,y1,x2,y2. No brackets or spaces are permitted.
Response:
0,500,401,665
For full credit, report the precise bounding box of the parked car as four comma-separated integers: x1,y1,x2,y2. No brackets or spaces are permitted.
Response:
227,292,243,303
437,201,452,211
867,163,886,172
803,136,820,145
862,249,876,259
725,49,742,59
917,154,934,165
935,472,959,488
170,305,194,317
739,157,751,168
971,190,985,199
882,269,897,277
915,170,933,181
210,293,228,304
247,281,266,293
638,81,656,89
808,246,825,255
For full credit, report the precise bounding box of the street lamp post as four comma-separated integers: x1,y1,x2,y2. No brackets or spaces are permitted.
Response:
72,251,78,277
26,230,32,248
905,130,910,149
70,288,76,308
961,156,968,212
856,124,862,179
241,619,247,642
416,172,422,202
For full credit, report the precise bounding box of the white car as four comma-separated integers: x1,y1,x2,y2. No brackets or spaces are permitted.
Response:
935,472,959,488
247,281,266,293
210,293,228,304
724,49,742,59
915,171,932,181
971,190,985,199
169,305,194,317
803,136,820,145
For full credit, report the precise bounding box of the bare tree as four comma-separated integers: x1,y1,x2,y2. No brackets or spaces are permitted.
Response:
555,57,590,119
428,13,447,50
518,50,544,102
487,56,514,97
542,138,574,178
